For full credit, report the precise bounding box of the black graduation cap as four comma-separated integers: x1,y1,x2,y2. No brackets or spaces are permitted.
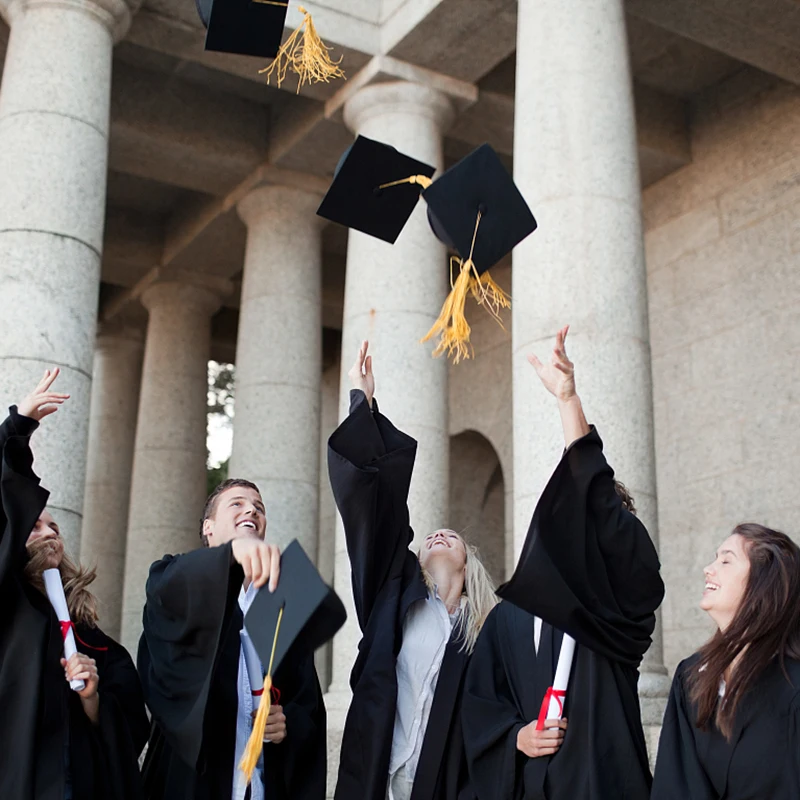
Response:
423,143,537,273
316,135,437,244
243,539,346,674
196,0,288,60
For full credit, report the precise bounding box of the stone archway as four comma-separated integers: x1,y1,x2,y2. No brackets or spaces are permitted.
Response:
449,431,506,585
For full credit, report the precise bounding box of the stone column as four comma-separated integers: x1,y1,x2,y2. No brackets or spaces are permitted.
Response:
120,276,229,653
80,324,144,640
231,181,324,559
315,362,340,693
324,82,455,796
0,0,134,553
511,0,670,754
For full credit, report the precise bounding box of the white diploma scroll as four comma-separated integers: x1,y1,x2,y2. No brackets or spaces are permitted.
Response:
240,628,265,707
536,633,576,729
43,568,85,692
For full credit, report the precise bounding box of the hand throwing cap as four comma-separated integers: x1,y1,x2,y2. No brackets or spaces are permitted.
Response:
238,539,346,785
316,135,437,244
244,539,346,673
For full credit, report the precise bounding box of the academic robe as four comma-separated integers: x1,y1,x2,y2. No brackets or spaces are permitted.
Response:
0,406,149,800
462,426,664,800
651,653,800,799
328,389,473,800
138,541,327,800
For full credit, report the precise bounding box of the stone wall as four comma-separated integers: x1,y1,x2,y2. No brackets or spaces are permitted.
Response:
644,69,800,673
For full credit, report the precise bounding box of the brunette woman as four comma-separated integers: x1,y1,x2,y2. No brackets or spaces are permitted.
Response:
651,523,800,799
329,341,497,800
0,369,149,800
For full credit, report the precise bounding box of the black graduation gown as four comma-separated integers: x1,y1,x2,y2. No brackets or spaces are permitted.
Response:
462,426,664,800
138,542,327,800
651,653,800,799
0,406,149,800
328,389,473,800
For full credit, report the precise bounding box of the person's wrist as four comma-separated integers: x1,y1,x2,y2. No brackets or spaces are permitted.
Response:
556,390,579,406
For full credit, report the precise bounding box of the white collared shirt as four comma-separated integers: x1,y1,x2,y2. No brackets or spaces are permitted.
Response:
232,585,265,800
388,590,462,799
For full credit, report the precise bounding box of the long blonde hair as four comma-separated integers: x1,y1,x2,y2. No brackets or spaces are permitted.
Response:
421,531,498,654
24,539,99,628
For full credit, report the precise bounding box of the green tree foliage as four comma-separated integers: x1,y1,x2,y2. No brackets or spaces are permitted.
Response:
207,362,234,494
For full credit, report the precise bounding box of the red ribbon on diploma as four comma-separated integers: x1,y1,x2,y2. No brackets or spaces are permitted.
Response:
59,620,108,652
535,686,566,731
251,686,281,703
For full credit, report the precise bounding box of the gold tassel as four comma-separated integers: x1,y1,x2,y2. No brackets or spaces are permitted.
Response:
259,6,346,93
378,175,433,190
421,211,512,363
421,256,478,365
471,271,511,327
238,606,284,785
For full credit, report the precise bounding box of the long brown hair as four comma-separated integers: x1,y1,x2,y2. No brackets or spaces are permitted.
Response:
24,538,99,628
686,523,800,738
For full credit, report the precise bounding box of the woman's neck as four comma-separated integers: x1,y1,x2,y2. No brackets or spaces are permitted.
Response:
428,566,464,613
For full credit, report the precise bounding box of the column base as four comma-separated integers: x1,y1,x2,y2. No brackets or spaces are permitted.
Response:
638,670,670,766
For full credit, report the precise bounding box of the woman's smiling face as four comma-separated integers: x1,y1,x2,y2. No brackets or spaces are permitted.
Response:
701,533,751,632
418,529,467,572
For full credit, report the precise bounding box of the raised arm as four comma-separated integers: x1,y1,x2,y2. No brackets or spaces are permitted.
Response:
0,369,70,585
499,328,664,665
527,325,589,448
327,341,418,630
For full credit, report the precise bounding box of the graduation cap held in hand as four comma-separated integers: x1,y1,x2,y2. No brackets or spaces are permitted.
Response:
238,539,346,784
317,139,536,363
196,0,345,92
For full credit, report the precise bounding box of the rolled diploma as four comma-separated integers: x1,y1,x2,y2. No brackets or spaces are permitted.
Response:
546,633,576,719
43,568,85,692
240,628,265,706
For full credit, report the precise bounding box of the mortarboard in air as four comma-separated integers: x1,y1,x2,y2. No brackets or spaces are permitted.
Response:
419,143,537,363
196,0,345,92
316,135,436,244
237,539,346,784
317,138,536,363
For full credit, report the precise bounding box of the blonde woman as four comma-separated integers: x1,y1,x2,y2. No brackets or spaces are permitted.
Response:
329,341,497,800
0,369,149,800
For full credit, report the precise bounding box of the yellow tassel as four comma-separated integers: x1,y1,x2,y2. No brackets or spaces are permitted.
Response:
378,175,433,190
420,256,478,365
259,6,346,93
421,207,512,363
471,271,511,328
238,606,284,785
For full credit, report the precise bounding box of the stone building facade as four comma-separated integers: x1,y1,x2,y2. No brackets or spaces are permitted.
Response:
0,0,798,783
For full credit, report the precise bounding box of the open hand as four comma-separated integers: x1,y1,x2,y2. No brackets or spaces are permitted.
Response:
348,340,374,408
517,718,568,758
527,326,575,402
232,538,280,592
19,368,70,421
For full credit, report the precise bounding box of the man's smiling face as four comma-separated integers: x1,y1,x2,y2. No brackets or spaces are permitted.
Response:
202,485,267,548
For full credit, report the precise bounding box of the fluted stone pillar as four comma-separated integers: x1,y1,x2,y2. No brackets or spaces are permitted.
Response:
511,0,670,754
324,81,455,797
80,325,144,640
120,276,229,653
0,0,135,553
230,182,324,559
